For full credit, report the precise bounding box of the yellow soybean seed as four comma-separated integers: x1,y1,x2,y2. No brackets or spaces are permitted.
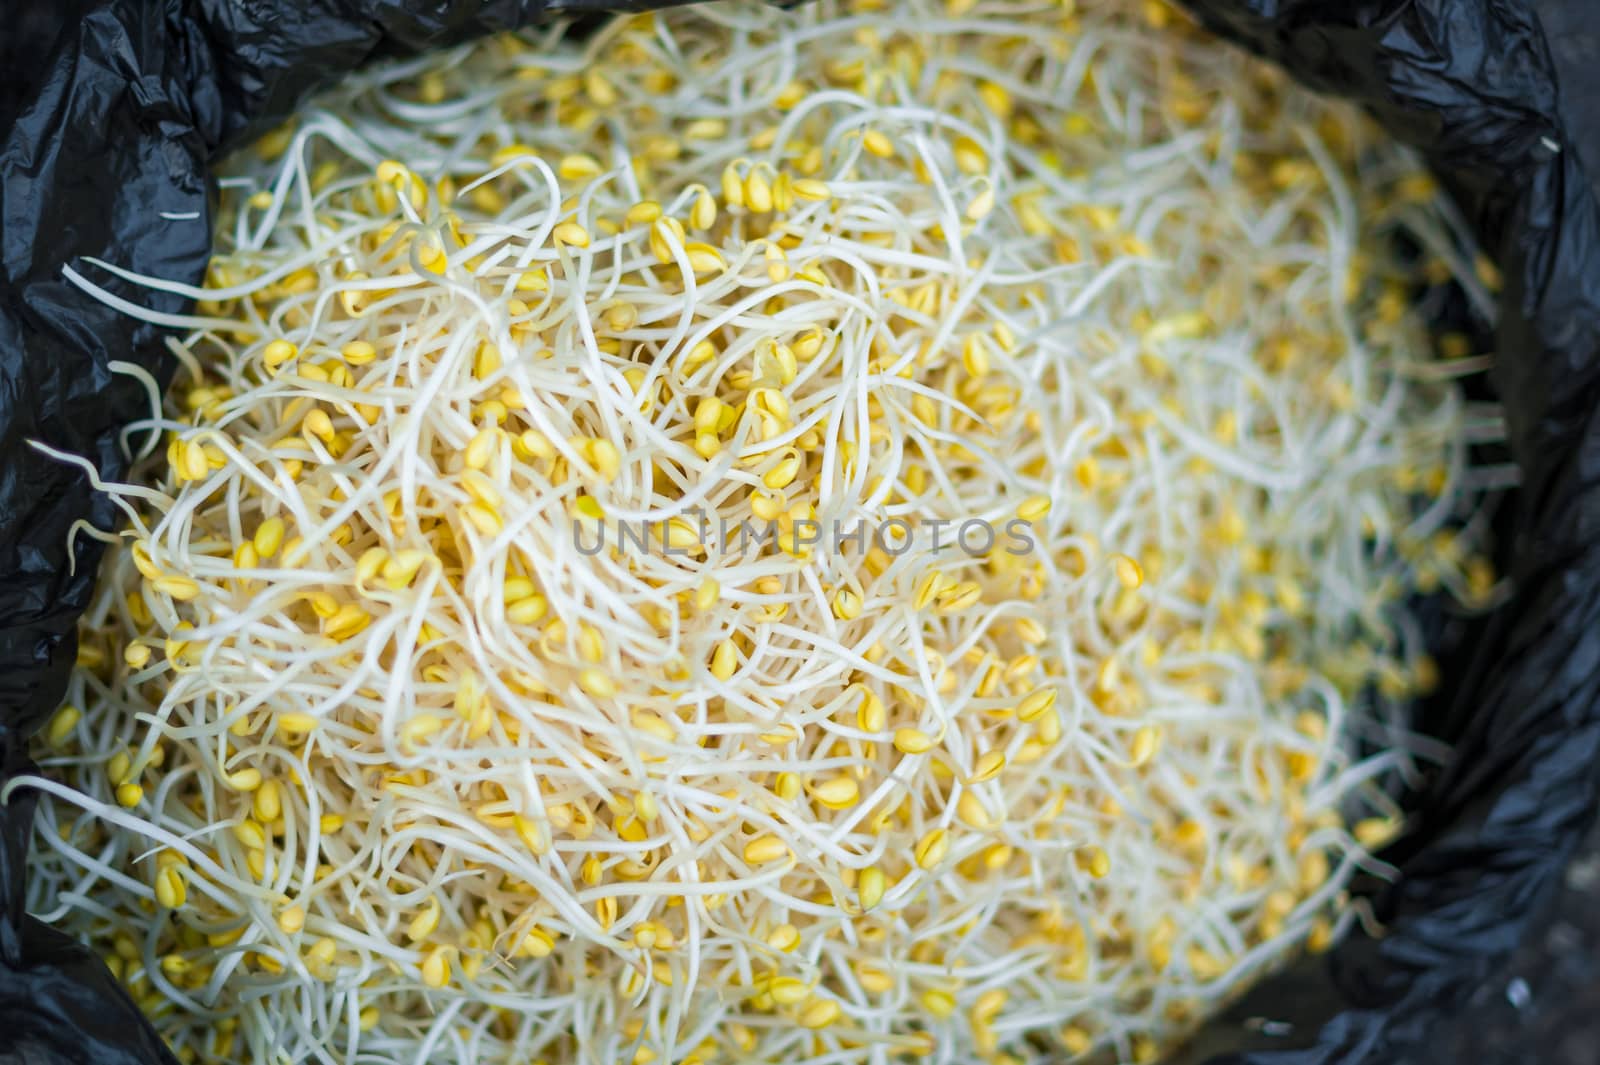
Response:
857,689,886,733
744,169,774,213
627,200,663,225
277,712,317,735
1062,1025,1093,1054
574,623,606,664
1017,687,1058,722
633,922,672,951
630,709,676,744
767,923,801,952
408,899,441,942
1300,849,1331,891
936,581,983,614
684,117,726,139
893,728,934,754
355,547,388,585
649,217,685,263
1077,846,1111,879
340,340,377,364
1112,554,1144,589
792,178,831,201
662,517,701,551
750,490,782,521
1173,819,1207,852
693,578,720,612
465,429,497,470
797,997,841,1030
277,906,305,934
769,977,810,1006
862,129,895,158
553,222,591,248
683,338,718,372
691,188,718,229
759,724,799,748
253,780,282,822
115,783,144,807
583,67,616,105
913,571,949,610
973,988,1008,1023
520,927,556,958
966,184,997,221
510,429,554,464
301,409,334,443
503,593,546,625
558,153,603,181
743,836,790,864
577,669,616,698
962,334,991,377
382,550,430,588
808,776,859,808
957,791,994,829
421,946,451,988
326,598,372,639
763,451,802,489
176,439,209,480
510,268,549,297
129,541,161,580
856,963,893,994
720,163,745,207
604,303,637,333
47,705,80,747
710,639,738,681
1129,725,1162,766
685,244,725,275
914,828,949,869
153,575,201,601
262,340,298,368
1308,916,1335,953
1014,616,1047,645
922,988,957,1017
232,822,267,856
226,768,263,791
969,751,1006,784
858,866,887,910
693,396,723,434
514,814,551,856
1016,494,1052,521
462,503,503,536
774,771,802,801
155,866,186,909
252,517,286,558
1354,816,1400,849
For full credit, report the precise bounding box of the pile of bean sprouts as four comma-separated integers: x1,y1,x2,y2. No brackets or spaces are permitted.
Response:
17,0,1510,1062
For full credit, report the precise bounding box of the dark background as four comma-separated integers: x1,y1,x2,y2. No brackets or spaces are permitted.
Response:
1427,5,1600,1064
3,1,1598,1063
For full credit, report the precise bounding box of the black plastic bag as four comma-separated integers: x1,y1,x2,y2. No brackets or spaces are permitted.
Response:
1,1,1596,1063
